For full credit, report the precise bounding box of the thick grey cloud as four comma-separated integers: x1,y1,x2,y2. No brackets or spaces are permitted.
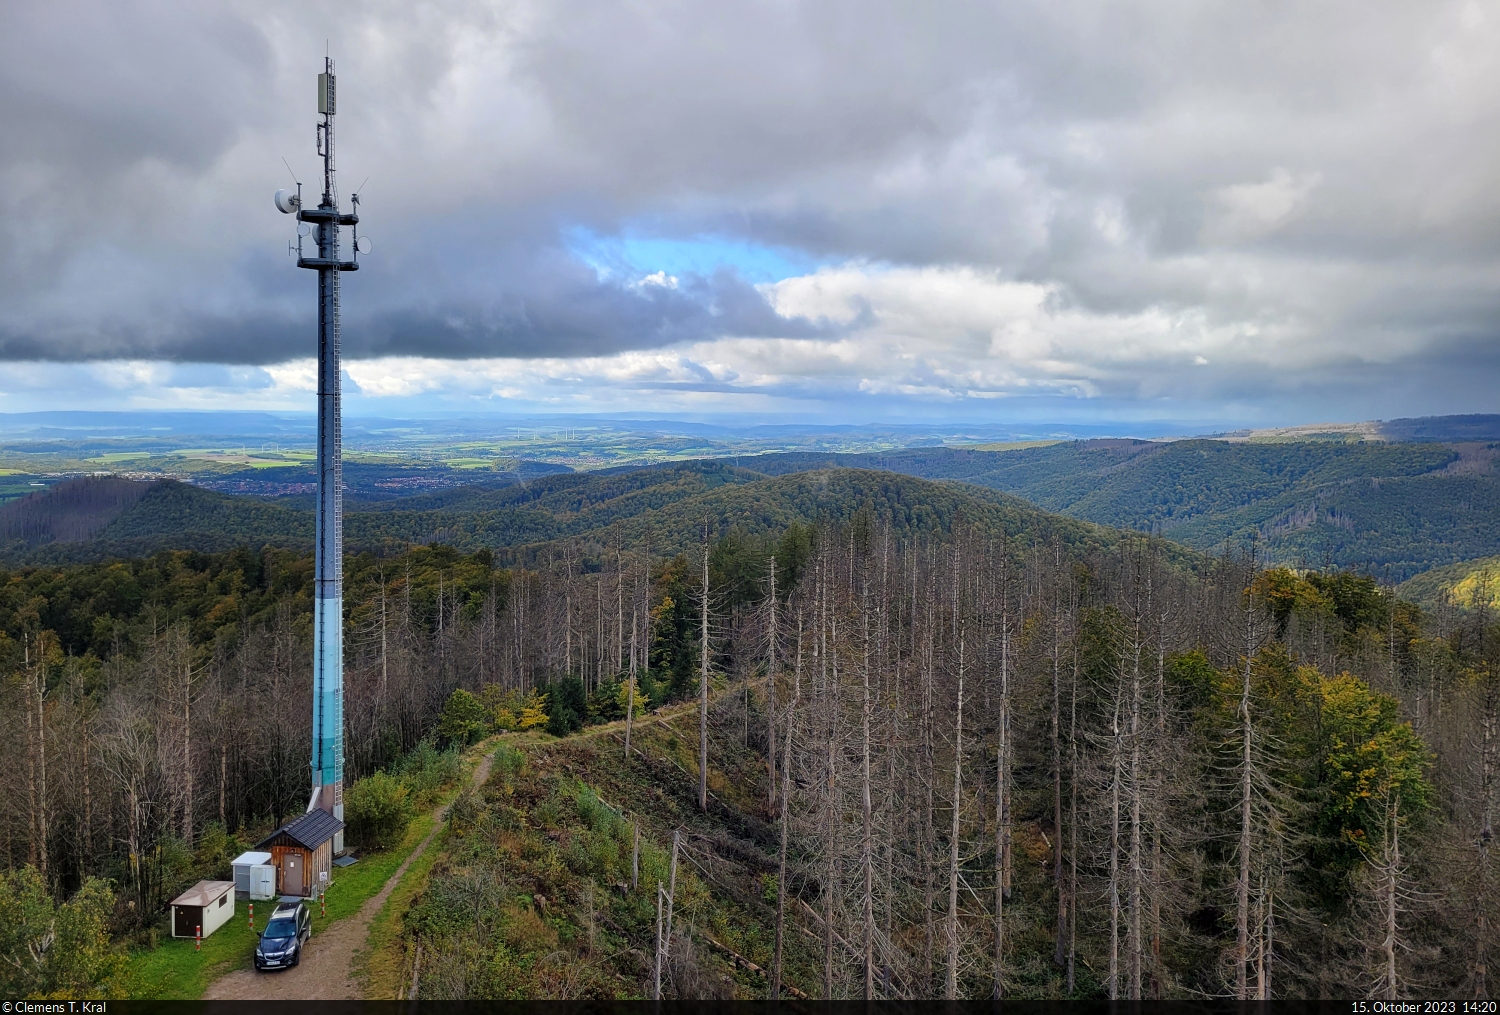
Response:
0,262,833,365
1,0,1498,419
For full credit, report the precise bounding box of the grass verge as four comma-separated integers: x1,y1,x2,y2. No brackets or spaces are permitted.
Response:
128,902,262,1000
354,824,450,999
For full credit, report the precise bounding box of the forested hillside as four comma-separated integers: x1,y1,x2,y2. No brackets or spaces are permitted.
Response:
2,482,1496,998
731,439,1498,579
393,527,1493,1000
0,477,157,546
1401,553,1500,612
1,466,1155,569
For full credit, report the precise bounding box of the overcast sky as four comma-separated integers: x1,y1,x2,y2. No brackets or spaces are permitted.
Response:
2,0,1497,424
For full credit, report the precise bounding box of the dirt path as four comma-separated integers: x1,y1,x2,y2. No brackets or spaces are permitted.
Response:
203,748,497,1001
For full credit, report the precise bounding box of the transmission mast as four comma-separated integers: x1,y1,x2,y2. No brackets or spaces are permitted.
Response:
276,57,365,852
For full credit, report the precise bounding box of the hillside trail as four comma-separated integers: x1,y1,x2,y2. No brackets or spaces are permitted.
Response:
202,747,497,1001
511,677,758,752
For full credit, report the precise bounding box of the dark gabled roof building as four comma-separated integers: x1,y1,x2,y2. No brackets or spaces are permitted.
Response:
257,809,344,851
256,809,345,898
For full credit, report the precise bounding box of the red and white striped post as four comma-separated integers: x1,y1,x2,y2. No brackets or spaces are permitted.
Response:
248,902,254,930
196,925,202,951
320,891,326,918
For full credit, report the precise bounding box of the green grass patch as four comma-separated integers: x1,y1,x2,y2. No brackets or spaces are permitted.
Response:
128,900,262,999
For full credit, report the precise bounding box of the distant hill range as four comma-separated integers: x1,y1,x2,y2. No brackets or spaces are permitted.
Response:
3,422,1496,583
1379,413,1500,442
1219,413,1500,443
724,438,1498,580
0,464,1151,570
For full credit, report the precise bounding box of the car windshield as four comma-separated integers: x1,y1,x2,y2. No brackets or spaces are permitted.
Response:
263,919,297,938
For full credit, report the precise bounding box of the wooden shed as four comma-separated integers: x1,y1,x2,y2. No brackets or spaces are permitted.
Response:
170,880,235,939
255,809,344,898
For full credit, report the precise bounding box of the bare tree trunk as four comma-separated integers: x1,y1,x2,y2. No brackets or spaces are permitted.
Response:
700,531,710,813
82,719,93,858
1384,801,1401,1000
1129,592,1144,1000
824,611,839,998
1068,616,1079,996
1152,608,1166,997
667,828,680,978
654,880,664,1001
922,566,937,993
182,653,192,843
626,600,638,759
772,620,802,1001
1253,874,1265,997
1265,881,1275,999
35,639,48,878
946,628,965,1001
26,635,37,869
1237,595,1255,1000
768,557,779,813
1110,690,1122,1000
1052,553,1066,969
995,581,1010,998
219,743,227,826
127,778,140,903
862,581,875,1000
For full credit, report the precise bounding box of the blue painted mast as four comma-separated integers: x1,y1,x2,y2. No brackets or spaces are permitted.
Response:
276,57,363,851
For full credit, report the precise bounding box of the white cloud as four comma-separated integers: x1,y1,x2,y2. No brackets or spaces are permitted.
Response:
1203,168,1323,244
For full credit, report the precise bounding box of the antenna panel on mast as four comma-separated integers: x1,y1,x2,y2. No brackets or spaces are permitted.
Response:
318,71,336,115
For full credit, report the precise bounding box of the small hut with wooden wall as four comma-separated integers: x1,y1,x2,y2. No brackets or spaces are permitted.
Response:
255,810,343,898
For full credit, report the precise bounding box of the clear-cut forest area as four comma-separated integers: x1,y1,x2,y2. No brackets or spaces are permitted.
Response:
0,467,1493,998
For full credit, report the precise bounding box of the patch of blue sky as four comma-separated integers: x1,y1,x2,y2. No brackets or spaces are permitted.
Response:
566,226,823,285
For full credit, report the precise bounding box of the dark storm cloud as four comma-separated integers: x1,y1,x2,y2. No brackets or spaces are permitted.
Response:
2,0,1498,418
0,270,830,365
355,266,837,361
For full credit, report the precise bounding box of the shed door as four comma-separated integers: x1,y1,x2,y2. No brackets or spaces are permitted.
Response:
173,905,201,938
282,851,304,894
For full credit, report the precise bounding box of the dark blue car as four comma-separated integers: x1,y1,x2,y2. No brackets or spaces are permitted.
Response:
254,901,311,970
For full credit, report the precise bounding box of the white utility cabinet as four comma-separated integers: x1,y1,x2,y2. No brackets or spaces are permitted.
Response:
231,851,273,896
248,863,276,900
